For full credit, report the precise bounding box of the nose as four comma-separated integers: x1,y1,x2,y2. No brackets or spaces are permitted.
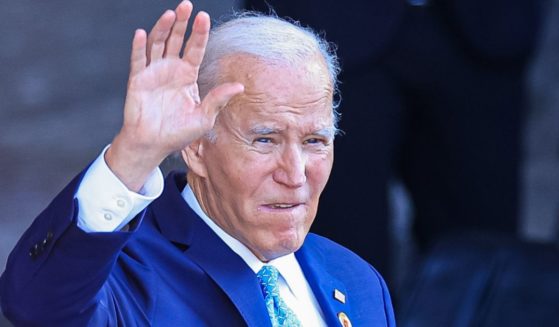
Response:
273,144,307,188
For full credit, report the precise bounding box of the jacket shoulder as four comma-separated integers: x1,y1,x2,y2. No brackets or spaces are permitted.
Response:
304,233,375,268
300,233,396,326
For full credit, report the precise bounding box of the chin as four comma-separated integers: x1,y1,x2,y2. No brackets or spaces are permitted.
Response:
255,223,310,260
256,236,302,261
278,232,305,254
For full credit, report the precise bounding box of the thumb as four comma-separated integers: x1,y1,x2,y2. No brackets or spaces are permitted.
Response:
201,82,244,118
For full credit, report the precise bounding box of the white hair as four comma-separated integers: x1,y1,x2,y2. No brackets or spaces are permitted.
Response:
198,11,341,135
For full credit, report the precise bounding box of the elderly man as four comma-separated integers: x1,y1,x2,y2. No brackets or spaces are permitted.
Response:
0,2,394,326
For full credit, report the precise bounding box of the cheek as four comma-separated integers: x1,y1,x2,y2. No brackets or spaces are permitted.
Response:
238,155,278,188
307,156,333,192
224,161,277,221
210,148,268,192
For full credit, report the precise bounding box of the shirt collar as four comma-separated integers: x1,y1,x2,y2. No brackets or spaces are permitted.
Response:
181,185,300,289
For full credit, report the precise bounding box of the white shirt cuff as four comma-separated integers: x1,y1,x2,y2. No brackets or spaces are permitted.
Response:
75,145,164,233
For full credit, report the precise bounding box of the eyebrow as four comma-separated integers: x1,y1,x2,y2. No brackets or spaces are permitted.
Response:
249,126,336,139
250,126,279,135
314,127,336,140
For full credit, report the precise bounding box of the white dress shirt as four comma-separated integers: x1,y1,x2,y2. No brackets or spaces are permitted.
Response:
75,146,163,233
74,147,327,326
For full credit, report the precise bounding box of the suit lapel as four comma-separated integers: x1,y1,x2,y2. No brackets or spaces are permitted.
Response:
296,239,351,326
186,218,272,327
151,173,271,327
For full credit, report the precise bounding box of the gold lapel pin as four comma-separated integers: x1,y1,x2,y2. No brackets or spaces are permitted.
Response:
334,289,346,304
337,312,352,327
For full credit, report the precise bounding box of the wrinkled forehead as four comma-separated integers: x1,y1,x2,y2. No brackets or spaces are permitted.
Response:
219,54,334,118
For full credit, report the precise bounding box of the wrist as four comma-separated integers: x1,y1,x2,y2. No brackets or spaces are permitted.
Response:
105,133,166,192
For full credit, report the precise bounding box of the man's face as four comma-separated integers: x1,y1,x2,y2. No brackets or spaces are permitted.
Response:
191,55,334,261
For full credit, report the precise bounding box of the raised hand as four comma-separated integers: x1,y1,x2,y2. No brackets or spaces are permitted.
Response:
106,1,244,191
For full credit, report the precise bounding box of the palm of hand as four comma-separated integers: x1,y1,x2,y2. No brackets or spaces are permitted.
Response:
124,57,210,153
105,2,243,191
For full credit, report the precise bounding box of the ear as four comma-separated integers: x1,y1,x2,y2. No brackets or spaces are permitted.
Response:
181,139,208,178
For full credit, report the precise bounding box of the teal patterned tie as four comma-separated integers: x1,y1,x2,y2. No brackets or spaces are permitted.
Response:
256,265,302,327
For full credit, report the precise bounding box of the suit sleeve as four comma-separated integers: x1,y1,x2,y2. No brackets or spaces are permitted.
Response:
0,169,147,326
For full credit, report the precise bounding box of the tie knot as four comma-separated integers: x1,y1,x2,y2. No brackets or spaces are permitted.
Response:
257,265,280,297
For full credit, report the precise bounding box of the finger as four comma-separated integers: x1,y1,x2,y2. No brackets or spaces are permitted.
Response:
165,1,193,57
130,29,147,78
182,11,210,68
201,83,245,119
146,10,176,64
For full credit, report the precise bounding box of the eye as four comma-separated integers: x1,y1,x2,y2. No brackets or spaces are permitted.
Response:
304,137,328,145
255,137,273,144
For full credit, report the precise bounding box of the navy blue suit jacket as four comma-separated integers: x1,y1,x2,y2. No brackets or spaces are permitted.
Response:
1,171,395,326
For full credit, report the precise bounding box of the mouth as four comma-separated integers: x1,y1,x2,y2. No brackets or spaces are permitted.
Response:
260,203,305,211
269,203,299,209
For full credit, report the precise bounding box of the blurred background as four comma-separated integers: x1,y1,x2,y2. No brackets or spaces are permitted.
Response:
1,0,558,325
